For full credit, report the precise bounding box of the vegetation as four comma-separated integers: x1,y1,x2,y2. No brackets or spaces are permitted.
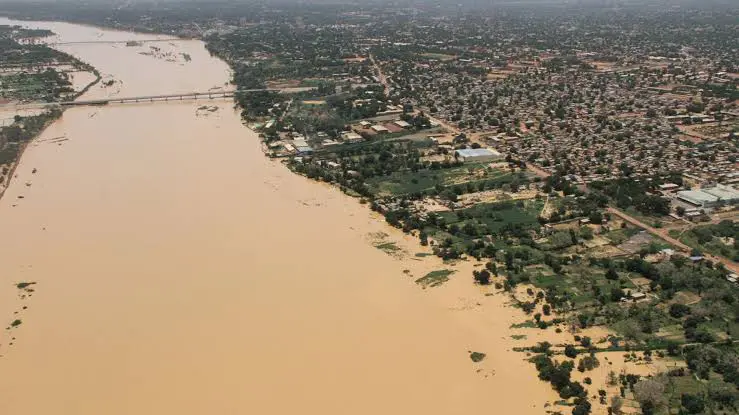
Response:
469,351,486,362
415,269,455,289
676,220,739,261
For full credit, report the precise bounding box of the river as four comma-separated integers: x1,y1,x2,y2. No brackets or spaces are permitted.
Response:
0,18,554,414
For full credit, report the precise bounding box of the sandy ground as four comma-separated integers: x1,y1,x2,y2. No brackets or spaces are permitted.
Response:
0,17,561,415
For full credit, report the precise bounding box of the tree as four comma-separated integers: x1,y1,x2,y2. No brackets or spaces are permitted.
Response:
419,231,429,246
580,336,592,348
578,355,600,372
572,399,591,415
474,269,491,285
669,303,691,318
543,304,552,316
666,341,681,356
680,393,705,414
606,268,619,281
633,378,666,414
580,226,594,240
565,344,579,358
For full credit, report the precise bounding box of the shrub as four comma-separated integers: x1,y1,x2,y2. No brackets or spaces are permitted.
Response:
565,344,579,358
669,303,691,318
580,336,591,348
680,393,705,414
577,355,600,372
473,269,491,285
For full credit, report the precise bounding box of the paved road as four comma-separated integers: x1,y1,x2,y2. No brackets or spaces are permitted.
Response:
607,207,739,274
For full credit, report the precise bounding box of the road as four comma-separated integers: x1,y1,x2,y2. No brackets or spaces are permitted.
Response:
607,207,739,274
368,53,390,96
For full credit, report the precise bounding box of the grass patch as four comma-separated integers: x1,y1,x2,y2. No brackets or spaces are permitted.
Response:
436,199,543,237
415,269,455,288
415,252,433,258
511,334,528,340
603,227,640,244
366,164,511,196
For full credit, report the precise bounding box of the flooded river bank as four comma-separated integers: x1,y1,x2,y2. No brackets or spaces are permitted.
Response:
0,18,555,414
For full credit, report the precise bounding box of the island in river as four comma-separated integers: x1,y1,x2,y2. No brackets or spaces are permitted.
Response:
0,17,559,415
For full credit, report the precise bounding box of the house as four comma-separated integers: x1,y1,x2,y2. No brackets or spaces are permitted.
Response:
371,125,390,134
658,183,679,191
393,120,412,129
630,291,647,301
293,139,309,148
295,145,313,155
342,132,363,143
359,121,371,128
684,210,707,222
455,148,504,163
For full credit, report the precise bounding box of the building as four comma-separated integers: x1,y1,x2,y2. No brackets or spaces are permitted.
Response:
630,292,647,301
454,148,504,163
393,120,412,129
342,132,363,143
677,189,719,207
677,185,739,207
371,125,390,134
701,184,739,205
295,145,313,155
658,183,679,191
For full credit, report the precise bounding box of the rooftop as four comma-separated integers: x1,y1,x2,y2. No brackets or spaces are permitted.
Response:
702,185,739,201
676,189,719,204
455,148,502,158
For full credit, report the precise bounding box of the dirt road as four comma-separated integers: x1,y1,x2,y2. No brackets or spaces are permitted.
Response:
368,53,390,96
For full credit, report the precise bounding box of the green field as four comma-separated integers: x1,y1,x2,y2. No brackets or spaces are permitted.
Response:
367,164,513,196
437,199,542,234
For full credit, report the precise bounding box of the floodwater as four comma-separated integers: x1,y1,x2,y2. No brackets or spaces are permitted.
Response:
0,18,554,414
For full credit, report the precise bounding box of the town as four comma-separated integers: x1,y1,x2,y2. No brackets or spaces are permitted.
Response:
0,1,737,414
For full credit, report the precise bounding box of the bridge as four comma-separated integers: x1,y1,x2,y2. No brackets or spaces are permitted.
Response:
0,88,306,110
44,38,185,46
59,89,270,106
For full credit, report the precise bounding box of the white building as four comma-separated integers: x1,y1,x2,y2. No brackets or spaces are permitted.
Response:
454,148,504,163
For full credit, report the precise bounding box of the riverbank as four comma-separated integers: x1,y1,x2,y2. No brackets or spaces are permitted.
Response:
0,22,102,200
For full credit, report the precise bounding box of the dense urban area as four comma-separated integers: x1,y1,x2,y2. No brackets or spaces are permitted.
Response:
0,1,737,414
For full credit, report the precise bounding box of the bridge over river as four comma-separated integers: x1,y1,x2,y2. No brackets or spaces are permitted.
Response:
44,38,186,46
0,87,315,110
